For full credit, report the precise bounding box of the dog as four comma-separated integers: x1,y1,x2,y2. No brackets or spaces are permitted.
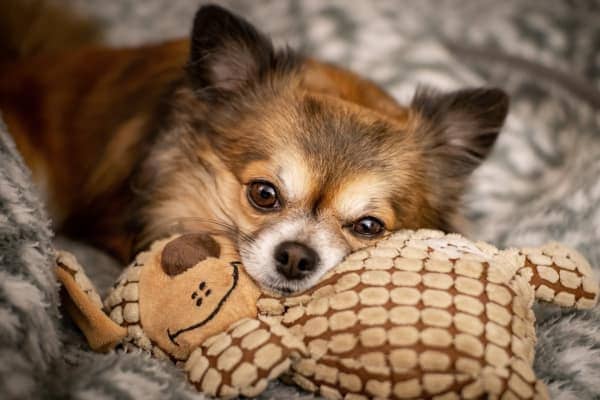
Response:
0,3,508,295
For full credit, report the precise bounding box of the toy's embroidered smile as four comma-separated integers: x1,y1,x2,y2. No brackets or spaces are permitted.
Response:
167,263,240,346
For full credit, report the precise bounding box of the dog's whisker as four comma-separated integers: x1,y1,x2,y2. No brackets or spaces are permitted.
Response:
143,216,255,246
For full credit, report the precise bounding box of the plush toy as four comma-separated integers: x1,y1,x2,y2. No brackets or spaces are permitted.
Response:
56,229,598,399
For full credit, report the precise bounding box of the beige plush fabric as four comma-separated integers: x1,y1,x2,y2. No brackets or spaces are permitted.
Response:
104,237,262,361
186,317,305,397
59,230,598,399
55,251,127,352
252,230,598,399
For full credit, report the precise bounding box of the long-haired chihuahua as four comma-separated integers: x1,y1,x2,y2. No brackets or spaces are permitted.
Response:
0,4,508,295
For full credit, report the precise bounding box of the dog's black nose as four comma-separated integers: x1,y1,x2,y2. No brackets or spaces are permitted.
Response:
274,241,318,280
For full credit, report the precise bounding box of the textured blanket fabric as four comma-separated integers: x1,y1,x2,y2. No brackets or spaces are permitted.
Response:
1,0,599,399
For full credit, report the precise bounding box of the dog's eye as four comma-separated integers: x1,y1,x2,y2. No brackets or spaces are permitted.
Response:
352,216,385,237
247,181,281,211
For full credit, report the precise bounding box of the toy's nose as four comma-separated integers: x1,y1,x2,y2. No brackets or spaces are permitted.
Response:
274,241,319,280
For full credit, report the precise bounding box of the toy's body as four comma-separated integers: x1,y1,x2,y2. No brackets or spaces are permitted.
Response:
57,230,598,399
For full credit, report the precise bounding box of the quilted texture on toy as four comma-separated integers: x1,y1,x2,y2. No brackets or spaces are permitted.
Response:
250,230,597,399
93,230,597,399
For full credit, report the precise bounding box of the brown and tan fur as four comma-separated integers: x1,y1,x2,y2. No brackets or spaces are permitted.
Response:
0,3,508,294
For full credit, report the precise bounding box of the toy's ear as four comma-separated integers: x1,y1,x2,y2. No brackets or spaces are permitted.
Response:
55,251,127,352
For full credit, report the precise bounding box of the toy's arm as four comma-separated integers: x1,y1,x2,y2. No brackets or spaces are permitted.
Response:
517,243,598,309
55,251,127,351
184,317,306,399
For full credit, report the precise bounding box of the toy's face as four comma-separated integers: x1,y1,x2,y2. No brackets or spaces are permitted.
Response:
138,235,260,359
164,263,240,347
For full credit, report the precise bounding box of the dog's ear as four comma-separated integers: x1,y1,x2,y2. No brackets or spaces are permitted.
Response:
187,5,298,99
412,87,509,178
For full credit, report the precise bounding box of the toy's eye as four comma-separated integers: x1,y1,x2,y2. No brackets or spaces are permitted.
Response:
247,180,281,211
352,216,385,238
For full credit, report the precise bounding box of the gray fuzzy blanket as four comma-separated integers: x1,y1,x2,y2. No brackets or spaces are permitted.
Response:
1,1,599,399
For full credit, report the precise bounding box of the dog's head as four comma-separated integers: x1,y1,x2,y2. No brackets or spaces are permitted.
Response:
140,5,509,295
